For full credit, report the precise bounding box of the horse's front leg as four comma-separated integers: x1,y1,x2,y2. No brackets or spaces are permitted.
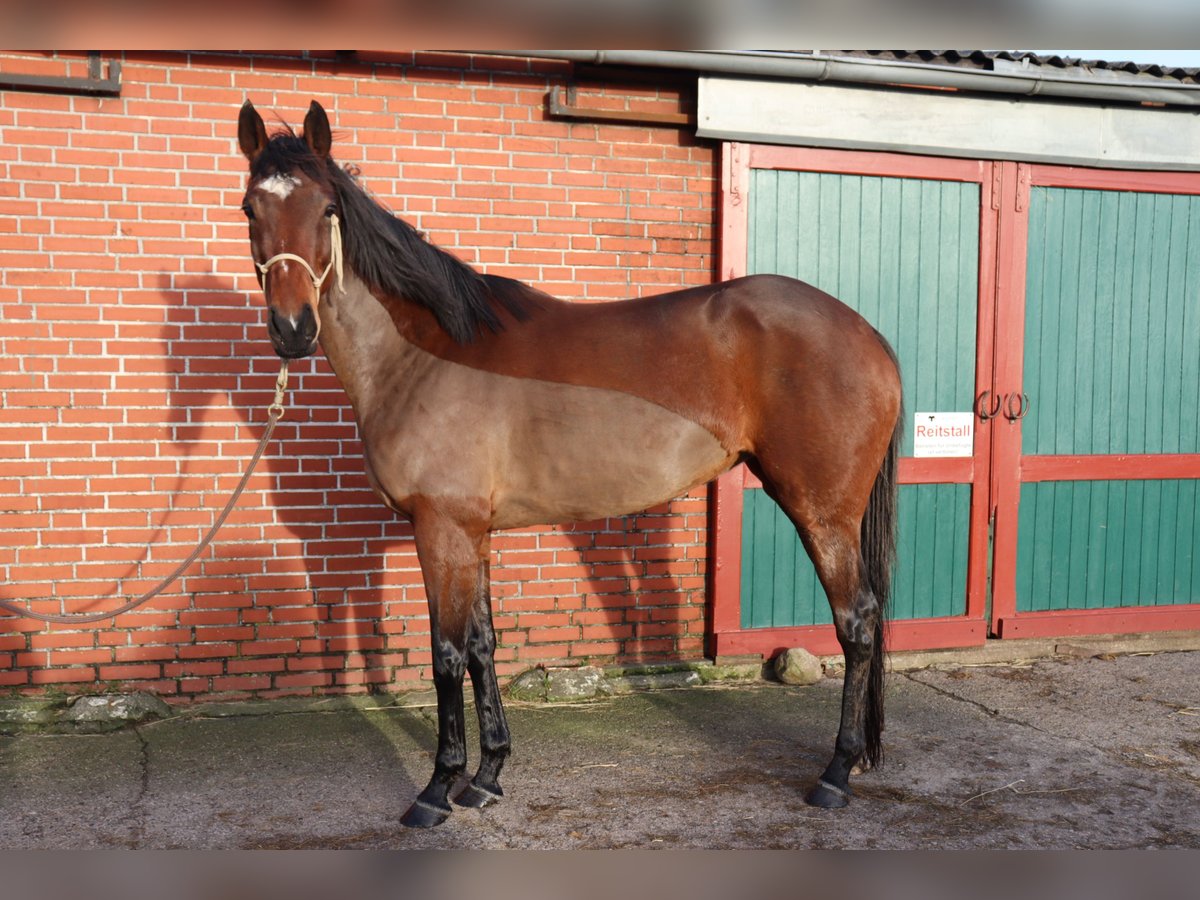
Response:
400,501,493,829
453,559,511,809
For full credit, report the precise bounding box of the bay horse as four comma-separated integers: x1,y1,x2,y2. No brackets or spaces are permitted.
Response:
236,100,903,828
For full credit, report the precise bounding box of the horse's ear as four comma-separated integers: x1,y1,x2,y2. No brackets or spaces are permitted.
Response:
303,100,332,158
238,100,268,162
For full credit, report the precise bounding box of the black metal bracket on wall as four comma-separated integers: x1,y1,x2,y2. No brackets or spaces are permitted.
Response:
0,52,122,96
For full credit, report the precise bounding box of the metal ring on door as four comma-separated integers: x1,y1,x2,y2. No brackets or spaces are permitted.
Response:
1004,392,1030,421
975,390,1002,421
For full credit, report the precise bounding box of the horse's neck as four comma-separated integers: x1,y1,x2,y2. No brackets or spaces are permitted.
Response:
317,273,427,412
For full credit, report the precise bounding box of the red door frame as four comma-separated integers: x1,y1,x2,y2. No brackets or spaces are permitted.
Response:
989,162,1200,639
709,143,998,658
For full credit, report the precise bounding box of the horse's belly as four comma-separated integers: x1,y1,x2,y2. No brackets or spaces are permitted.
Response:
491,379,734,530
357,343,736,529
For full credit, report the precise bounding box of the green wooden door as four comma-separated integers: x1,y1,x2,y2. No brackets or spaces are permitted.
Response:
1010,185,1200,619
719,151,1200,652
741,168,981,628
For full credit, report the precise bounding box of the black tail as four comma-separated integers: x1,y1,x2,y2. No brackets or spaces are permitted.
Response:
860,334,902,769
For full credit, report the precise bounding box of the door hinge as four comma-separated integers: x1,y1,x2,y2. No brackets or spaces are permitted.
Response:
1015,165,1031,213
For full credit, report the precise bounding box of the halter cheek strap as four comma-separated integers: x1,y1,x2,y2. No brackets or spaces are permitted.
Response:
256,213,344,297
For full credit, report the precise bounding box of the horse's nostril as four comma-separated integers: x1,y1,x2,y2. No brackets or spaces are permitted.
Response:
298,304,318,341
268,309,285,342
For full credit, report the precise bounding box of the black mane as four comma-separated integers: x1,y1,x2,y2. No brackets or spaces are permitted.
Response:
254,131,538,344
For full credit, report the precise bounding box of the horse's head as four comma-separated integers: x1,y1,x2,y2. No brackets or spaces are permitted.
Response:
238,100,341,360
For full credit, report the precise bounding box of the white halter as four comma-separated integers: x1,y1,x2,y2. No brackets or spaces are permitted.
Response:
256,213,344,297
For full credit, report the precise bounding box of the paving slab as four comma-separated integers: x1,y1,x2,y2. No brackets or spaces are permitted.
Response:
0,650,1197,848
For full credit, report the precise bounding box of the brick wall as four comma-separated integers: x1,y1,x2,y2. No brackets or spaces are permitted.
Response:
0,51,718,699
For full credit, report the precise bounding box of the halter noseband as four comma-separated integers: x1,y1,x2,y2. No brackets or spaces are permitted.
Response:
256,213,344,297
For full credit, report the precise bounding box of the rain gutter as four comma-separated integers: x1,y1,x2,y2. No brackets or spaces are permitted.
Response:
488,49,1200,107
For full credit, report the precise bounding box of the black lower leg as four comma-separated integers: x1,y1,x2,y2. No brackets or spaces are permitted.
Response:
401,640,467,828
807,590,879,809
808,644,869,808
455,606,510,809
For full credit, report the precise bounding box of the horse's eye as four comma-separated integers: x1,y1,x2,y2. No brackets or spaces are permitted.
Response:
241,203,256,221
324,204,337,218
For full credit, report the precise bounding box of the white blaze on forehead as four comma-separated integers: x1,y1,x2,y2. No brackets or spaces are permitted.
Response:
257,173,302,200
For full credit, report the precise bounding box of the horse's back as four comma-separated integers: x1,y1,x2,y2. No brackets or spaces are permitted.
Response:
457,274,892,450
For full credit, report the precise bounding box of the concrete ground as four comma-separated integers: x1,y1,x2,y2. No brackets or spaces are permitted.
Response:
1,647,1198,849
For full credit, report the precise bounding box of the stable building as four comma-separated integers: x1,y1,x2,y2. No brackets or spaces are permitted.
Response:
0,50,1197,698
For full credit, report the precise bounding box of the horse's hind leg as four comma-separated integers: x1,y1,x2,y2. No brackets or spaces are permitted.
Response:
453,558,512,809
400,501,495,828
760,476,886,809
807,529,883,808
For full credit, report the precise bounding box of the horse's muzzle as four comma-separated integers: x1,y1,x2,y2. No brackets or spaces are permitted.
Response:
268,305,319,359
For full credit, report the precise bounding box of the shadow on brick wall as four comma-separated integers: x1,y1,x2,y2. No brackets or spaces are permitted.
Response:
555,513,702,666
158,273,412,698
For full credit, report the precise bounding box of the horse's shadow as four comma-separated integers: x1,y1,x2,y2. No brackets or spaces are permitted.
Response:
552,508,699,668
158,273,408,696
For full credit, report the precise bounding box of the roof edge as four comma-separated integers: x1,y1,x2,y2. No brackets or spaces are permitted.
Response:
490,50,1200,108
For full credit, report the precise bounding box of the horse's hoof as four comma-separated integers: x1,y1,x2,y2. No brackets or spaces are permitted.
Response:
806,780,852,809
400,798,452,828
453,781,503,809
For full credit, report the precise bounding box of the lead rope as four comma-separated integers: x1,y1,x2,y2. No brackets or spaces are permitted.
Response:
0,361,291,626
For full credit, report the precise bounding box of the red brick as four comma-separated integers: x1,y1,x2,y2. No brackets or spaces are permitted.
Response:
99,664,163,681
31,667,96,684
274,672,333,689
213,675,272,692
114,645,178,662
241,640,298,657
228,658,286,674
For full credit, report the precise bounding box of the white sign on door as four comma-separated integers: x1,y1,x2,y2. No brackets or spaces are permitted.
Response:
913,412,974,458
